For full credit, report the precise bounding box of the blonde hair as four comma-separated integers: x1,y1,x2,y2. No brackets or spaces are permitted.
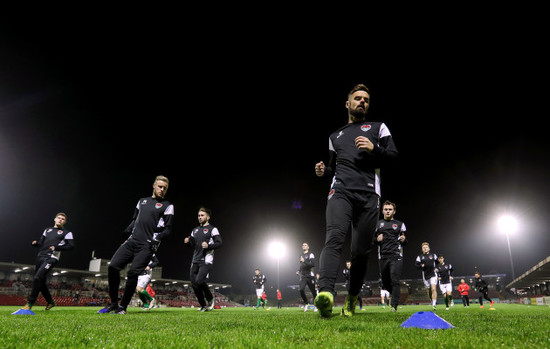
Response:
154,175,169,186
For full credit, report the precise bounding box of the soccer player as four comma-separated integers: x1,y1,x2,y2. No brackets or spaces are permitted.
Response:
473,271,494,309
17,212,75,312
415,242,439,310
436,255,454,310
252,268,266,309
98,175,174,314
314,83,399,318
374,200,407,312
296,242,318,311
458,278,470,307
276,289,282,309
184,206,223,312
136,254,159,310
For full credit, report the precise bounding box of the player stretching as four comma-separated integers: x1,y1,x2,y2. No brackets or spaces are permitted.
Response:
15,212,74,313
374,200,407,312
99,175,174,314
314,83,399,318
415,242,439,310
185,207,223,312
296,242,318,311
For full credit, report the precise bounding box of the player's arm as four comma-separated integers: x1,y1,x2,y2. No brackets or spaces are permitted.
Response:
315,139,336,178
123,201,140,237
32,230,47,247
149,254,160,269
400,223,407,245
154,204,175,241
207,228,223,249
370,123,399,165
415,255,422,268
55,232,75,251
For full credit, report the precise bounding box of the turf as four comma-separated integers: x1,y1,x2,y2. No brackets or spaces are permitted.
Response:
1,304,549,348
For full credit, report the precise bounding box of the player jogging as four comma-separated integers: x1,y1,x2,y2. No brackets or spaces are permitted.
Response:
314,83,399,318
374,200,407,312
415,242,439,310
16,212,74,313
436,255,454,310
184,207,223,312
252,268,266,309
474,271,494,309
99,175,174,314
296,242,318,311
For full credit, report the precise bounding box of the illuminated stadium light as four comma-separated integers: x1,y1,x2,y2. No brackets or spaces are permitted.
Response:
498,214,518,281
268,242,286,290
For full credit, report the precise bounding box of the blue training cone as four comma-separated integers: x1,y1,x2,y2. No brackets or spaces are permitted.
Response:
12,308,35,315
401,311,453,329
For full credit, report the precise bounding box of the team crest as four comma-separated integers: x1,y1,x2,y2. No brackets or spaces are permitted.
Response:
203,228,209,234
392,224,398,230
155,203,163,209
328,189,335,200
57,230,63,235
361,125,371,132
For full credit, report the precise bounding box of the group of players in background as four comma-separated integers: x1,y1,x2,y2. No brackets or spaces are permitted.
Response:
15,83,493,318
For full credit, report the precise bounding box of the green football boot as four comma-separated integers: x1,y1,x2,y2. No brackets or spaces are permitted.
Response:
314,291,334,318
342,294,357,317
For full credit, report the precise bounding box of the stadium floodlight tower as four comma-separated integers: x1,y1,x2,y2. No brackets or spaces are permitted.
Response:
498,215,518,281
268,242,286,291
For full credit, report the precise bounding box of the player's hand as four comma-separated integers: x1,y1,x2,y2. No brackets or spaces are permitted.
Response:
315,161,325,177
201,241,208,249
49,246,55,251
31,240,38,246
355,136,374,152
377,234,383,242
300,256,304,262
400,235,406,242
184,236,190,244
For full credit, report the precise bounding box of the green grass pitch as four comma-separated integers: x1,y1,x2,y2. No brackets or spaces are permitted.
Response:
1,304,549,348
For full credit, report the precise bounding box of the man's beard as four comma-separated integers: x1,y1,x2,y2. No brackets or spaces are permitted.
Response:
350,106,367,121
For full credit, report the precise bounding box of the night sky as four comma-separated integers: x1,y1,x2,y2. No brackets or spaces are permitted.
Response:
1,14,548,294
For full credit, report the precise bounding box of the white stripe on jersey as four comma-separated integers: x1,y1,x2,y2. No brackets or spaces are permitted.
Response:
379,123,391,138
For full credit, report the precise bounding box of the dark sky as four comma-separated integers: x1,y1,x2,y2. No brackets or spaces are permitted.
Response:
1,14,548,293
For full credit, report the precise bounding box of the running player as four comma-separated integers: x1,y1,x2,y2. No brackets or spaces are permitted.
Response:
374,200,407,312
184,206,223,312
136,254,159,309
474,271,494,309
17,212,74,312
98,175,174,314
379,278,390,309
314,83,399,318
436,255,454,310
252,268,266,309
415,242,439,310
296,242,317,311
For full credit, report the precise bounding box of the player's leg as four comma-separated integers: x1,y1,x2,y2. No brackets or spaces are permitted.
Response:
389,257,402,311
318,190,352,295
316,190,352,317
106,241,134,307
307,277,318,302
299,278,309,306
24,257,50,309
119,244,152,312
197,264,214,310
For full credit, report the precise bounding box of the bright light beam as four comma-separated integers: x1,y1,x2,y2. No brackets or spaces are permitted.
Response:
498,215,518,235
268,242,286,259
268,242,286,290
497,215,517,281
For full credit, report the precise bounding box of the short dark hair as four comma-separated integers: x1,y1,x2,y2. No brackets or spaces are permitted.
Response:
199,206,211,216
348,83,370,97
382,200,396,210
56,212,67,220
